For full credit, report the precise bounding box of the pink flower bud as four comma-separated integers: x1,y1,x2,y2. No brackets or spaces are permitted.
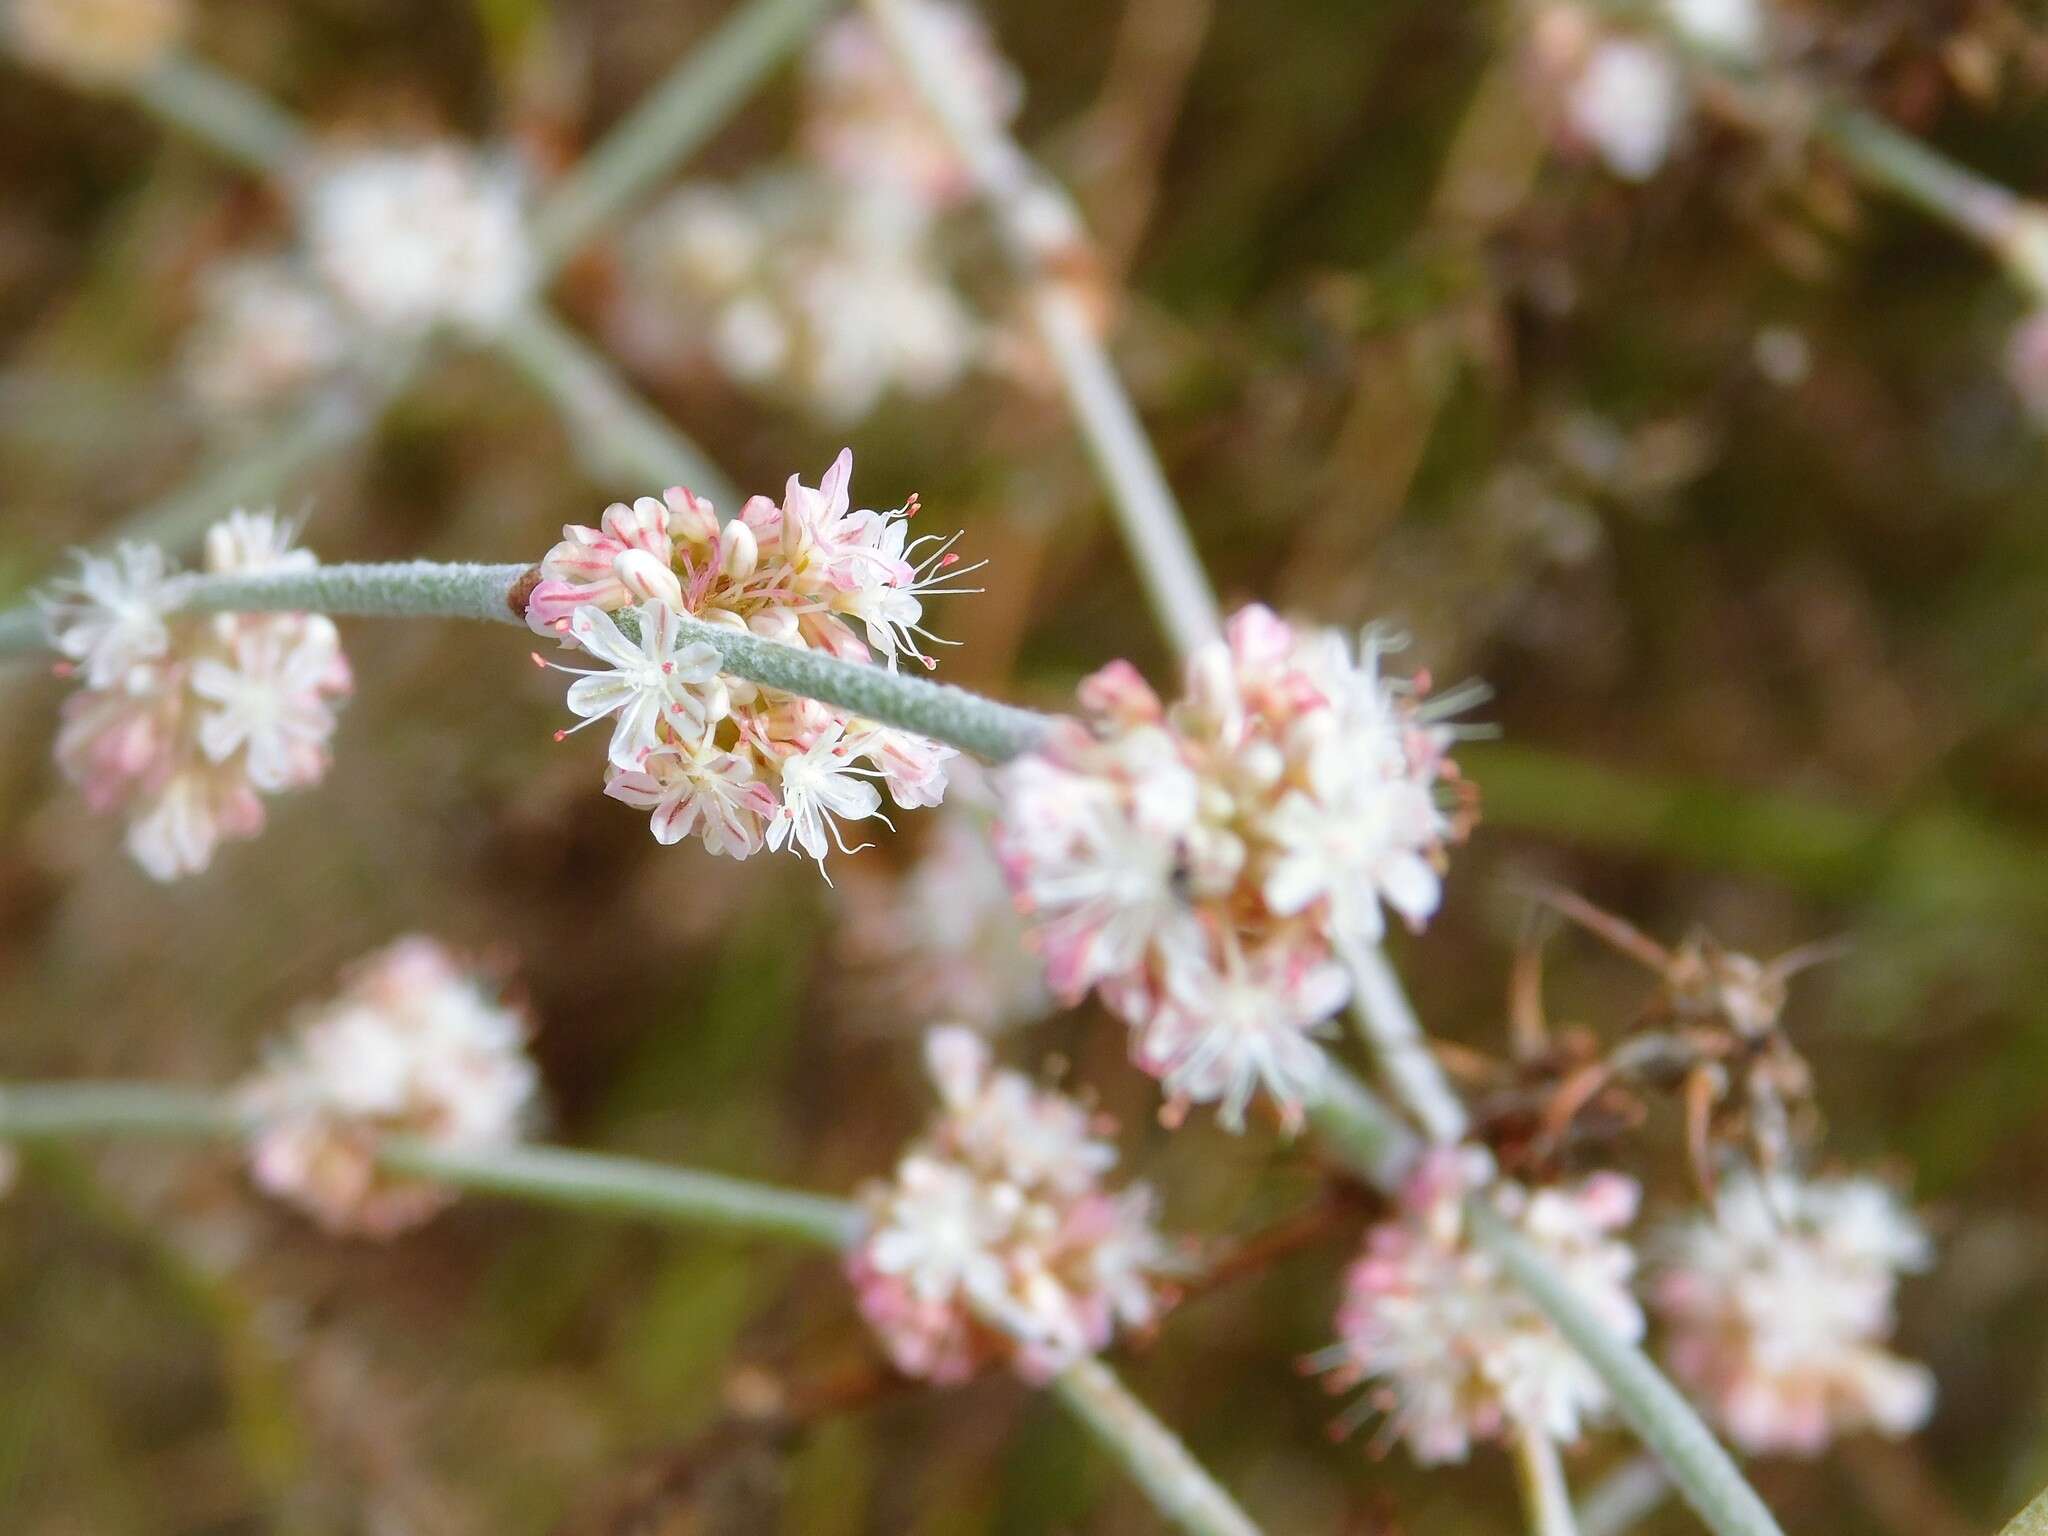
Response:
613,548,685,610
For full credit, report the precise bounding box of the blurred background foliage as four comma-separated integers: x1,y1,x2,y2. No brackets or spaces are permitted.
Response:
3,0,2048,1532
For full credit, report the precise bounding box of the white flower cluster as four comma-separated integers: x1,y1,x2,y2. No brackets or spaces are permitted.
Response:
1651,1170,1935,1455
848,1027,1179,1382
527,451,973,867
1312,1147,1645,1464
181,257,352,420
44,511,352,880
994,604,1477,1131
615,0,1016,420
240,937,539,1237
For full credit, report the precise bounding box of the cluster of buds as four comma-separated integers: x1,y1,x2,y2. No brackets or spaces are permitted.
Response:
1650,1169,1935,1455
526,450,974,866
848,1027,1180,1383
1312,1147,1644,1463
44,511,352,880
7,0,185,87
1525,0,1766,183
614,0,1016,420
239,937,539,1237
994,604,1478,1131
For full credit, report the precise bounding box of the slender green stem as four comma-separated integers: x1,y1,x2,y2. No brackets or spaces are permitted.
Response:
1305,1062,1420,1189
860,0,1222,660
1342,942,1469,1146
0,558,1056,761
0,1082,243,1142
530,0,840,274
1467,1203,1787,1536
1051,1355,1263,1536
130,51,309,178
2000,1484,2048,1536
1514,1421,1581,1536
492,304,739,505
1576,1455,1669,1536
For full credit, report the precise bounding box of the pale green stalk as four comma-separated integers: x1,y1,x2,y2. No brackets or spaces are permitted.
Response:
492,305,738,504
1576,1455,1670,1536
1052,1356,1263,1536
1342,941,1469,1146
859,0,1221,659
2001,1484,2048,1536
130,52,309,177
1514,1421,1581,1536
530,0,840,273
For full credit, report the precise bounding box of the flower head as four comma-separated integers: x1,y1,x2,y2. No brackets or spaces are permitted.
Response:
528,453,970,871
994,605,1477,1130
240,937,539,1237
1564,37,1685,182
848,1028,1181,1382
1311,1148,1643,1464
1651,1170,1935,1456
182,257,351,420
47,511,351,881
304,146,532,336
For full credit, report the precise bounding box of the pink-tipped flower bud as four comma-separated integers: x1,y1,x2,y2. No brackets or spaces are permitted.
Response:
720,520,760,581
614,548,686,611
664,485,721,544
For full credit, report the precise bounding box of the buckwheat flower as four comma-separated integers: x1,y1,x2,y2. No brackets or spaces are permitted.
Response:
1309,1147,1643,1464
1651,1170,1935,1456
528,454,968,869
1566,37,1685,182
993,604,1477,1131
240,937,539,1237
46,510,352,880
8,0,184,85
182,257,351,419
304,146,532,337
848,1027,1180,1383
800,0,1022,210
41,541,186,690
1665,0,1765,62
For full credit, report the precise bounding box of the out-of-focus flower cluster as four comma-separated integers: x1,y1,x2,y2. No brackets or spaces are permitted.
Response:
43,511,351,880
1526,0,1766,183
240,936,539,1237
527,450,973,866
7,0,185,86
1651,1169,1935,1455
848,1027,1179,1383
179,144,530,422
994,604,1477,1131
1312,1147,1644,1464
612,0,1017,420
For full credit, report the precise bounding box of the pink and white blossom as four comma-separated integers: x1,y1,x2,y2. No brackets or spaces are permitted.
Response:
1651,1170,1935,1456
848,1028,1181,1383
46,511,352,881
994,605,1477,1130
240,937,539,1237
1310,1147,1643,1464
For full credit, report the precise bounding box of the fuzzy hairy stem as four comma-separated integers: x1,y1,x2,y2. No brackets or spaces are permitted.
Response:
130,52,309,177
1467,1203,1787,1536
1515,1422,1582,1536
492,305,739,505
1052,1355,1264,1536
1304,1061,1421,1189
1343,942,1471,1146
859,0,1221,660
530,0,840,273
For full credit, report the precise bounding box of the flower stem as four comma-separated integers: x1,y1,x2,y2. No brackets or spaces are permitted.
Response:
1514,1421,1582,1536
2000,1484,2048,1536
491,304,739,505
859,0,1221,660
529,0,840,274
1051,1355,1263,1536
1342,942,1470,1146
1304,1061,1420,1189
130,52,309,177
1466,1202,1787,1536
1576,1455,1670,1536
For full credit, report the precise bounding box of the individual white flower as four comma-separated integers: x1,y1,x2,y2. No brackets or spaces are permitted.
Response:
304,146,533,336
546,604,725,770
849,1027,1180,1383
191,618,349,792
41,541,186,689
1312,1149,1644,1464
1567,38,1685,182
770,722,888,862
603,744,778,857
240,937,539,1236
1652,1170,1935,1455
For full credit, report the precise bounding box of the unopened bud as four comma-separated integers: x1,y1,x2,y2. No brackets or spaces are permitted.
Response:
614,549,684,610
